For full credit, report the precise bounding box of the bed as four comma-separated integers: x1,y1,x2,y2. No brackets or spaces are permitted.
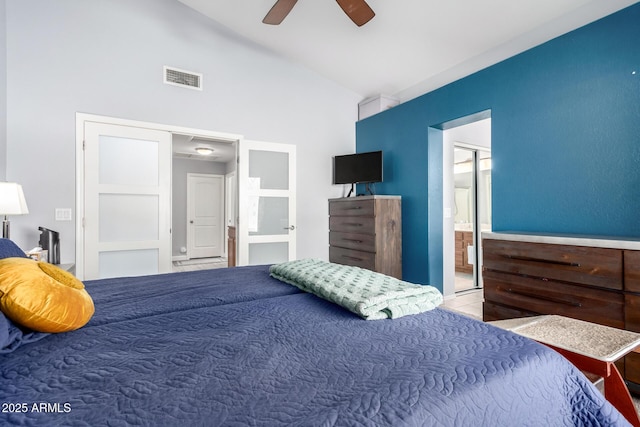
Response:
0,241,631,426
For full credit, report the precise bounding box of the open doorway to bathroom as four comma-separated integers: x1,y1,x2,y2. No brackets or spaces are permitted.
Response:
453,146,492,292
442,117,492,294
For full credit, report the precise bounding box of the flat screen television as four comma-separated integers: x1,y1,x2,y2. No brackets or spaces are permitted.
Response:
333,151,383,196
333,150,383,184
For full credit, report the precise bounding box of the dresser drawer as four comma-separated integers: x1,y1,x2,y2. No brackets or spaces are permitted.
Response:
625,251,640,293
329,231,376,252
483,270,624,328
329,216,375,234
483,301,538,322
625,352,640,384
329,199,374,217
329,246,376,271
483,239,623,290
625,294,640,332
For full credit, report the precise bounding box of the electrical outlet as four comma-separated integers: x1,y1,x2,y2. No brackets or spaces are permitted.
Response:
55,208,72,221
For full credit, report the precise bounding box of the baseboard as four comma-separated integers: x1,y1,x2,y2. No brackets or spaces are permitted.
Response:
172,255,189,262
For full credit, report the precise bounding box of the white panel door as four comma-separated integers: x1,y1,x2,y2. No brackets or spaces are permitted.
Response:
187,173,224,259
237,140,296,265
83,122,172,279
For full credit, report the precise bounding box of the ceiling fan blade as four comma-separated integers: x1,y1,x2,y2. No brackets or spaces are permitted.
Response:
336,0,375,27
263,0,298,25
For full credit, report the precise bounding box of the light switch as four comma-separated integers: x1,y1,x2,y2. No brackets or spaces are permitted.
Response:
55,208,72,221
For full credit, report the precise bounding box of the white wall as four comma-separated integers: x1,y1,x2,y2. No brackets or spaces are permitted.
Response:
0,0,6,180
4,0,359,262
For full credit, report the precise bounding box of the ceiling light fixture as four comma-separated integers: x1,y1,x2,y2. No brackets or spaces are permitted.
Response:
195,147,214,155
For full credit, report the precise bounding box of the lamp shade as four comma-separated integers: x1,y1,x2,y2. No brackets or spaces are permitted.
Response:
0,182,29,215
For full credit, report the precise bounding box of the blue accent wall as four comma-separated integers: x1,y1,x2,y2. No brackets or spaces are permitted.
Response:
356,4,640,290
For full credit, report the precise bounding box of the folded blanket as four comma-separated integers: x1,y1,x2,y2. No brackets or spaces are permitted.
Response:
269,259,443,320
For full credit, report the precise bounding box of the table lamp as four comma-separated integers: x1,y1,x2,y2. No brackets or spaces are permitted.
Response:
0,182,29,239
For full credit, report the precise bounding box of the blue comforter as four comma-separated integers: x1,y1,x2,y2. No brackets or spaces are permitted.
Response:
84,264,302,326
0,266,629,426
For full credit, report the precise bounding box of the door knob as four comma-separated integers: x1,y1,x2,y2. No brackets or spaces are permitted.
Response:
283,225,295,230
190,220,194,224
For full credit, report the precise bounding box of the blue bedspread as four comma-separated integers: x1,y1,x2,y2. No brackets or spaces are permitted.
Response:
0,266,629,426
84,264,302,326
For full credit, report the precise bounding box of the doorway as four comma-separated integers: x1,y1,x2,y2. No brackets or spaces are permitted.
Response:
442,117,492,296
171,133,237,267
453,146,492,292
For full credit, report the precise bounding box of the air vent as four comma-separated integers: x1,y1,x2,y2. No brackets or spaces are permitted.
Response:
164,66,202,90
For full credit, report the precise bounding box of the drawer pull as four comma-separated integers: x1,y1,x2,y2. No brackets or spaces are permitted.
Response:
342,255,365,262
344,206,362,210
342,238,364,243
505,254,580,267
506,287,582,308
344,223,363,227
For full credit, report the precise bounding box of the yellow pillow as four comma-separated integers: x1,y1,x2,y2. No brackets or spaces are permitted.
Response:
0,257,94,333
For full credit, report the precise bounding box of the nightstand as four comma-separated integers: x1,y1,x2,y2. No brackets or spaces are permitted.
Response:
490,315,640,426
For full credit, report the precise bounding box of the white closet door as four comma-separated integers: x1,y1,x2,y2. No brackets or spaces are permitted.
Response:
83,122,171,279
237,140,296,265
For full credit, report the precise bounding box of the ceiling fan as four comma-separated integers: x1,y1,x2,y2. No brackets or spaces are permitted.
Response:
263,0,375,27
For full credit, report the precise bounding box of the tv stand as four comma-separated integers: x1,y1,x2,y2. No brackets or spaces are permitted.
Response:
347,183,375,197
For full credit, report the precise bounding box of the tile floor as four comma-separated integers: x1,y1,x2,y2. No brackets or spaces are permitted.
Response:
442,288,484,320
454,272,475,293
172,257,228,272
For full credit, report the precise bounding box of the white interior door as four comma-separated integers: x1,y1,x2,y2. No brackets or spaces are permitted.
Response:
83,122,172,279
237,140,296,265
187,173,224,259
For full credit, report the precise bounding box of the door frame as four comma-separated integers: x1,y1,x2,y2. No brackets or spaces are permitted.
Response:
75,113,242,279
186,172,224,259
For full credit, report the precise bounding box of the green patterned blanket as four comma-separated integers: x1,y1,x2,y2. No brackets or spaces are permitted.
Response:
269,259,443,320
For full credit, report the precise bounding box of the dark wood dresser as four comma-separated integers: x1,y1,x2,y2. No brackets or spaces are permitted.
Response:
482,232,640,388
328,196,401,279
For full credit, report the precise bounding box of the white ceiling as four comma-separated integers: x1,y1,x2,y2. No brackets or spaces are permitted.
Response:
172,133,236,163
177,0,637,102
